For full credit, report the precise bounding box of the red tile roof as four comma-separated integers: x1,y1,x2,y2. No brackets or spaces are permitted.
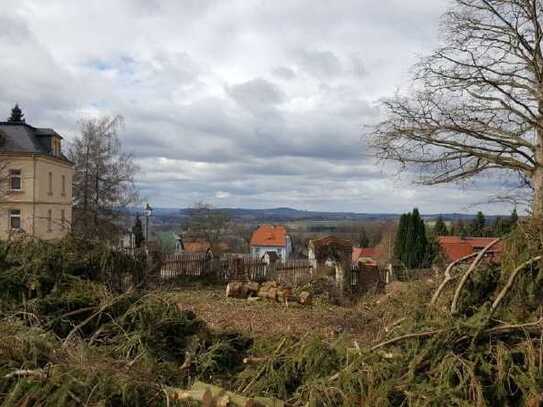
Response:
352,247,378,266
250,225,288,247
184,241,211,253
437,236,503,262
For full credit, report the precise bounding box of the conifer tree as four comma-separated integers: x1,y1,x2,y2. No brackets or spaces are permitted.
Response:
7,104,24,123
394,214,407,261
470,211,486,237
433,215,448,236
358,226,370,248
413,209,428,267
133,215,145,248
510,208,519,226
493,216,506,237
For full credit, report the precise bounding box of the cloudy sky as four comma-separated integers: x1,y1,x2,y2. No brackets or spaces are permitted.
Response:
0,0,521,214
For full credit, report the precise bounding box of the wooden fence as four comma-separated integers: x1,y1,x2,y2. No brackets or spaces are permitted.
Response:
160,253,313,286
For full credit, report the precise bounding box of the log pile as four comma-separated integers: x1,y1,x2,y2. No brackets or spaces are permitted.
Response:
226,281,312,306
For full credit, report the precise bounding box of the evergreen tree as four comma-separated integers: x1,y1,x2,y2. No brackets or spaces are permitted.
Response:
492,216,506,237
133,215,145,248
510,208,519,227
7,104,24,123
433,215,448,236
358,226,370,248
413,209,428,267
394,214,408,262
451,219,467,238
404,212,417,267
470,211,486,237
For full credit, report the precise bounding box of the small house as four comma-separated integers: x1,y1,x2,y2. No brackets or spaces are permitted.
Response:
250,224,292,262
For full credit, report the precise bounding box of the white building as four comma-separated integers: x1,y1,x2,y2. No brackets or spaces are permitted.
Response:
249,224,292,262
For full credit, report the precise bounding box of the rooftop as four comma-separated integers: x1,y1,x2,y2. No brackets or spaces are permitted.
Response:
250,224,288,247
437,236,503,262
0,121,69,162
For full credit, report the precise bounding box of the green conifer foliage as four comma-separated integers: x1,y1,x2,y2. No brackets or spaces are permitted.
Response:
7,104,24,123
133,215,145,248
394,214,408,262
433,215,448,236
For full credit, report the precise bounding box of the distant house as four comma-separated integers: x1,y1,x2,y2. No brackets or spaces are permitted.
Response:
250,224,292,262
437,236,503,263
352,247,378,267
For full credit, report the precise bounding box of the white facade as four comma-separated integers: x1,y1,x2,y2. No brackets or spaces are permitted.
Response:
250,235,292,262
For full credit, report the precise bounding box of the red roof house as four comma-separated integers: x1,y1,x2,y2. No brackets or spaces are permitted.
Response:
437,236,503,263
250,225,292,261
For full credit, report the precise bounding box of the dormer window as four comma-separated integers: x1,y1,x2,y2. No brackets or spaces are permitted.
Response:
51,136,61,156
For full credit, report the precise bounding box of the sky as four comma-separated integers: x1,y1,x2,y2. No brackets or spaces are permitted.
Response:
0,0,523,214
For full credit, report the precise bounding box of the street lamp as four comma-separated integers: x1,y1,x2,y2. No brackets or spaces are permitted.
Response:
143,202,152,245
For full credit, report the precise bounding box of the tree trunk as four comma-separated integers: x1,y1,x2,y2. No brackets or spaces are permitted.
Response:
533,168,543,219
533,128,543,219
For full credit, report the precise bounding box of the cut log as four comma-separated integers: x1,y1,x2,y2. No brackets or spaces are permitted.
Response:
246,281,260,297
258,287,277,301
298,291,312,306
276,287,293,304
168,381,284,407
226,281,248,299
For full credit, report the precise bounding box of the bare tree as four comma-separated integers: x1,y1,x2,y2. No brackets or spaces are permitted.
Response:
372,0,543,217
68,116,138,238
181,202,231,253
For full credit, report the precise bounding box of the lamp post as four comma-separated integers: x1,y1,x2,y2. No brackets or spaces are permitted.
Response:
143,203,152,247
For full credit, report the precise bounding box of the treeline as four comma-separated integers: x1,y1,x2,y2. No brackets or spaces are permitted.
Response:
434,209,518,238
394,208,520,269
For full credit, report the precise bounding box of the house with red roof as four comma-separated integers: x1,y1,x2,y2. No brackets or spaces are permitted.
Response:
437,236,504,263
250,224,292,262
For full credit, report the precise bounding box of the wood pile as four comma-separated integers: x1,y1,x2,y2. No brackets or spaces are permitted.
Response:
226,281,312,306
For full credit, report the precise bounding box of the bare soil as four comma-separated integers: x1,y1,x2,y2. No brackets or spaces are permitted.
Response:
171,280,435,344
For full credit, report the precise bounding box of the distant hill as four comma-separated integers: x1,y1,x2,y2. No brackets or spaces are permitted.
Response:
125,207,491,223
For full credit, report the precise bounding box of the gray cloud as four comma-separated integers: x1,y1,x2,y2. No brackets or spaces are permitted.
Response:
272,66,296,80
0,0,516,214
297,49,342,79
226,78,285,113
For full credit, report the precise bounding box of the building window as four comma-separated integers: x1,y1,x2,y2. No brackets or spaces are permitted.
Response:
47,209,52,232
61,175,66,196
60,209,65,229
48,172,53,195
9,209,21,230
9,169,22,191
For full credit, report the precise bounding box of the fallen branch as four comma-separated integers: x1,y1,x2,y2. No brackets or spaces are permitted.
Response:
240,337,287,395
450,238,501,314
63,295,128,346
430,252,478,306
489,256,543,319
4,369,47,380
370,329,445,352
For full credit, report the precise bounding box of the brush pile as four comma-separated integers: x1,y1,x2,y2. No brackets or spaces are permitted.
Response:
0,237,252,406
3,221,543,406
232,221,543,406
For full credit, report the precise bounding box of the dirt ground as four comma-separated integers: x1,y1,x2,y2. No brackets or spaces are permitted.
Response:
171,280,436,344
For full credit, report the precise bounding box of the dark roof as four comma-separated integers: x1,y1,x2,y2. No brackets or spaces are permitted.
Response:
0,122,70,162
